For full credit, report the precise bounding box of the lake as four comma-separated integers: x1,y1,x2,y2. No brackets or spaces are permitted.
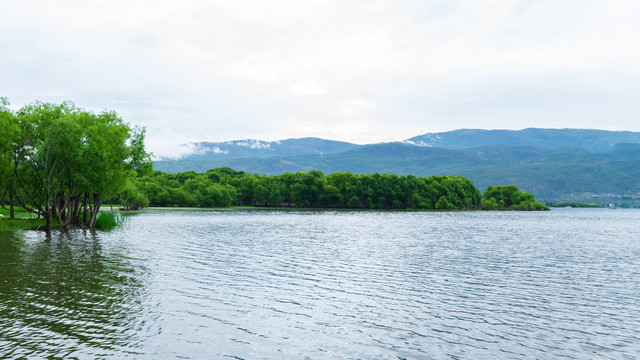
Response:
1,208,639,359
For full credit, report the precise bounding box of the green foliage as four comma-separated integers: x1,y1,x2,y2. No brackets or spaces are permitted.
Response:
119,180,149,210
482,185,549,211
347,195,362,208
134,169,238,207
134,168,485,210
435,196,455,210
0,98,17,213
0,98,151,229
94,211,126,230
480,198,500,210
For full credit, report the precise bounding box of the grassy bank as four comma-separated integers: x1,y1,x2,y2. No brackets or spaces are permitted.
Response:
0,206,38,219
0,206,46,230
1,206,124,231
0,218,51,230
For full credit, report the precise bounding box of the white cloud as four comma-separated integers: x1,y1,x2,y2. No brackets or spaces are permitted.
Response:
1,0,639,157
210,147,228,154
289,78,329,97
153,142,229,161
235,140,271,149
153,142,200,161
402,139,431,147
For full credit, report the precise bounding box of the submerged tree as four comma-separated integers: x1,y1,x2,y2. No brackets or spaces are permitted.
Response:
0,99,150,229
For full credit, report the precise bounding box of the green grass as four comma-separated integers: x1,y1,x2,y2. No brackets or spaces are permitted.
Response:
0,218,48,230
1,206,127,231
102,203,124,209
0,206,46,229
0,206,38,219
94,211,126,230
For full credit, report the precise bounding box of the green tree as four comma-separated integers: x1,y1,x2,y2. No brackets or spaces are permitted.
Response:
0,98,17,218
346,195,362,208
253,184,270,205
6,100,150,229
482,185,548,211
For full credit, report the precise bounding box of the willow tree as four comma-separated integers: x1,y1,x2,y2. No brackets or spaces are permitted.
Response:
76,110,149,227
0,97,17,217
8,100,150,230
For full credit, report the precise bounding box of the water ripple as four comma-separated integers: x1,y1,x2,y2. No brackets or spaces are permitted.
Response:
2,208,640,359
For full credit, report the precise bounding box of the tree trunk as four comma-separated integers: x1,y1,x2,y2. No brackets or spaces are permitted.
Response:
59,194,66,221
72,196,81,224
55,194,64,226
10,157,18,219
44,201,51,231
45,213,51,230
9,191,14,219
50,201,56,229
65,197,74,227
88,194,101,228
82,193,89,225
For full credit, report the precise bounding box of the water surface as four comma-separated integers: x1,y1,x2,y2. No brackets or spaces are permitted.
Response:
1,208,639,359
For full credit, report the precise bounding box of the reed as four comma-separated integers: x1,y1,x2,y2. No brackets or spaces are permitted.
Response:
95,211,126,230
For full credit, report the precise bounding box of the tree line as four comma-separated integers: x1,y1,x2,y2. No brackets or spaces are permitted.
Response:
2,99,547,229
0,98,150,229
133,167,547,210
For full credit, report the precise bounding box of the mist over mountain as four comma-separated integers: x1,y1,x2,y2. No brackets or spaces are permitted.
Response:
154,128,640,203
161,137,360,160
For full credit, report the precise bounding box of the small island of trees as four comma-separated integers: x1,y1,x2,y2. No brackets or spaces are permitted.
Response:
132,168,549,212
1,99,548,231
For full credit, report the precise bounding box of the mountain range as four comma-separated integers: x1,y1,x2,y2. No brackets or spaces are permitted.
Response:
153,128,640,203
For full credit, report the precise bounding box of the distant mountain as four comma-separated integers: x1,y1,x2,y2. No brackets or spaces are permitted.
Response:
155,143,473,175
406,128,640,152
164,137,360,160
153,129,640,202
154,142,640,201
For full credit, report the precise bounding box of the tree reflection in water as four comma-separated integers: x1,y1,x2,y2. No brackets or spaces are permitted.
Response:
0,230,149,358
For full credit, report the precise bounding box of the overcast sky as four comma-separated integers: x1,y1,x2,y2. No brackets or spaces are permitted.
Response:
2,0,639,157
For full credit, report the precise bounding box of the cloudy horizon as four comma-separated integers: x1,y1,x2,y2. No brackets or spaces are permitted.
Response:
2,0,639,158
